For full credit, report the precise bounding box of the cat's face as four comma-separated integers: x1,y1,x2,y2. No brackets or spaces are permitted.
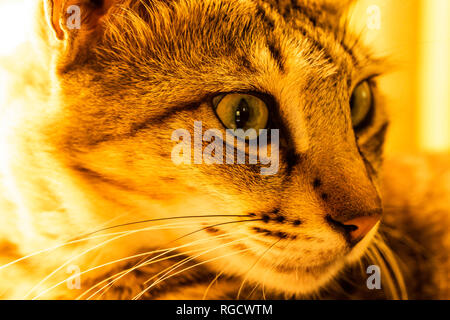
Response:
33,0,389,296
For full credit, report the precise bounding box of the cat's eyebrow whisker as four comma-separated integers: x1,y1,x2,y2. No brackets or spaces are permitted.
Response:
133,235,256,300
236,238,281,300
28,220,231,299
80,232,241,300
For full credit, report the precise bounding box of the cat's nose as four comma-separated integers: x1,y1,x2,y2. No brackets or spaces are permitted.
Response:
343,216,380,242
326,214,380,244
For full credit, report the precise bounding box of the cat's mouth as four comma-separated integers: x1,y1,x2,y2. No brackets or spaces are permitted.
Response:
240,221,379,290
195,215,380,296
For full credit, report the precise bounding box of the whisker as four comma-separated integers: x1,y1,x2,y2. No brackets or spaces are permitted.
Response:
246,282,261,299
133,234,256,300
371,244,397,299
83,214,252,237
133,245,255,300
381,224,425,253
91,219,261,299
0,217,239,271
377,239,407,297
236,239,281,300
367,236,400,300
84,232,241,300
142,233,254,289
250,261,275,300
0,230,147,271
262,281,267,300
28,221,219,299
202,270,225,300
86,247,224,300
40,232,236,300
372,234,408,300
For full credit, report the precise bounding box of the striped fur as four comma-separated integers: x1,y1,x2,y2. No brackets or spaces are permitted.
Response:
0,0,448,299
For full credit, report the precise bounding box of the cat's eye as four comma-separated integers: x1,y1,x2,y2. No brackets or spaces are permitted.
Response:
213,93,269,138
350,81,373,129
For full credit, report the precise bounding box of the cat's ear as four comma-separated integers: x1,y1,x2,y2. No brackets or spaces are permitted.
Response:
44,0,116,40
43,0,116,67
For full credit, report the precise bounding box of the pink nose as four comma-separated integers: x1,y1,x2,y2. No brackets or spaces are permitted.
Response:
326,215,380,244
343,216,380,242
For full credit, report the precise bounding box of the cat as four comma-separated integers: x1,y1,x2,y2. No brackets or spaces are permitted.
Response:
0,0,448,300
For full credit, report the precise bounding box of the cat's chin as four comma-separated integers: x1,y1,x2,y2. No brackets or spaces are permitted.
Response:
219,224,380,297
218,254,346,297
268,224,380,296
270,261,345,296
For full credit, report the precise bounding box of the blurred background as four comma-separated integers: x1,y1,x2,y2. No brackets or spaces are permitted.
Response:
348,0,449,154
0,0,449,154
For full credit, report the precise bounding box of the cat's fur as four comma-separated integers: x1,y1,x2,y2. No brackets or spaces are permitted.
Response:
0,0,448,299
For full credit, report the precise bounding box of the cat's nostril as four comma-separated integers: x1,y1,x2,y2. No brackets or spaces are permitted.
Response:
326,215,357,233
326,215,379,244
343,216,380,242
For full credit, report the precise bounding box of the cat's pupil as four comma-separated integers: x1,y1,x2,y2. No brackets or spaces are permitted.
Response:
235,99,250,129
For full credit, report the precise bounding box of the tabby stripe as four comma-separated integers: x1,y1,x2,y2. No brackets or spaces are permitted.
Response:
129,102,202,136
361,122,389,156
148,269,214,300
256,2,337,66
72,165,140,193
267,38,286,73
267,0,358,67
357,123,389,178
289,0,359,65
255,4,276,31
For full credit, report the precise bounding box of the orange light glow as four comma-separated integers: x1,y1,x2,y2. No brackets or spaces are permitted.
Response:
418,0,450,152
0,0,34,55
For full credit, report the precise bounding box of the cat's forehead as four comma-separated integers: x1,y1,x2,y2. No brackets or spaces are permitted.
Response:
102,0,364,78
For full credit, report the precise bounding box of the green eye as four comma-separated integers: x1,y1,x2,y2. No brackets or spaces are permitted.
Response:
213,93,269,137
350,81,373,128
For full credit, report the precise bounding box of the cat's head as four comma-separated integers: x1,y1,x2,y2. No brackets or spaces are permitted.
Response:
30,0,388,296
